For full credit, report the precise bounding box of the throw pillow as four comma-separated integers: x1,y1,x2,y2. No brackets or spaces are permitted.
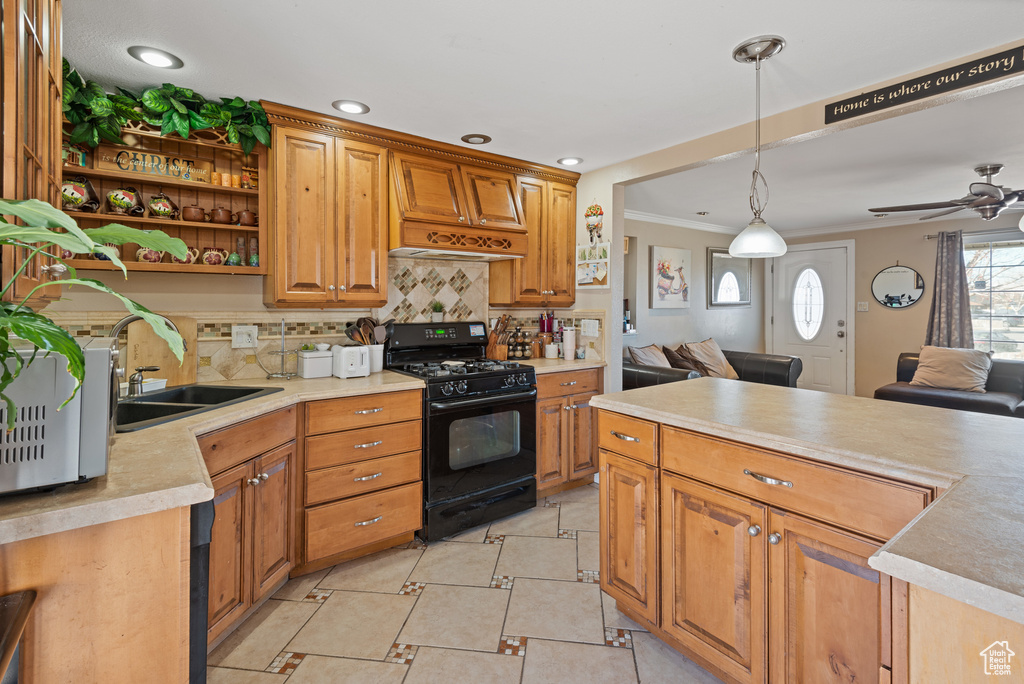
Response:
627,344,672,368
664,345,711,376
910,346,993,393
685,338,740,380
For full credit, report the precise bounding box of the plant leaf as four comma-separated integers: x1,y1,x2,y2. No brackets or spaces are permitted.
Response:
142,88,171,113
0,310,86,413
141,112,164,127
68,121,92,144
160,110,176,137
117,86,140,100
89,97,113,117
59,279,185,362
225,122,239,144
240,134,256,157
83,81,105,101
169,97,187,115
251,124,271,147
0,225,92,254
187,110,212,130
171,109,190,139
89,126,100,147
0,199,91,239
83,224,188,261
174,86,194,100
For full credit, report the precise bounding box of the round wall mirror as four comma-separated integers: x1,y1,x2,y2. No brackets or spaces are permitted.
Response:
871,265,925,308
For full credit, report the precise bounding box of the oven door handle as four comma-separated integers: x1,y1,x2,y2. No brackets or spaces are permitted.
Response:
428,388,537,413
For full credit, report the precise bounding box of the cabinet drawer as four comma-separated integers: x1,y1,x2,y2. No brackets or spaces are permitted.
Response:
199,406,296,476
305,482,422,561
306,451,421,505
305,421,422,470
661,427,930,541
306,390,421,435
537,369,600,400
597,411,658,465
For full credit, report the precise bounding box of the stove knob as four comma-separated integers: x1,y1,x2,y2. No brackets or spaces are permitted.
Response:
441,382,455,396
518,373,530,385
456,380,468,394
504,376,516,388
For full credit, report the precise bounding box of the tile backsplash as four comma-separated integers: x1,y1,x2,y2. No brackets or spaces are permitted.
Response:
373,259,488,324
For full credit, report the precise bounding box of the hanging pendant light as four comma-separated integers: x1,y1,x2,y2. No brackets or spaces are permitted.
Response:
729,35,788,258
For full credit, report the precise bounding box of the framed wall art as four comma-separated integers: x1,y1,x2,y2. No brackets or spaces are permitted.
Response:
650,245,691,309
707,247,751,308
576,241,610,289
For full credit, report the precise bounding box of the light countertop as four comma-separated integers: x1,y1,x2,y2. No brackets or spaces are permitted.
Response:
590,378,1024,625
0,372,424,545
521,358,606,374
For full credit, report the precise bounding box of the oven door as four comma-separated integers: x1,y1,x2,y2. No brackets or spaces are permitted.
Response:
424,388,537,504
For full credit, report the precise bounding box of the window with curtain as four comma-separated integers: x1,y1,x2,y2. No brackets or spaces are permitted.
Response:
965,239,1024,360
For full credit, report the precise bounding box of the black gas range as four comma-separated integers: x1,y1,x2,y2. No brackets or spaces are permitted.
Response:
387,322,537,541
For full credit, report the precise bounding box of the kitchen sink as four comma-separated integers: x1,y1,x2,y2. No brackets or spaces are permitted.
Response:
115,385,284,433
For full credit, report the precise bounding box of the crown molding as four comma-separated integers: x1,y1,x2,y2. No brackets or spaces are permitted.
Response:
623,210,738,235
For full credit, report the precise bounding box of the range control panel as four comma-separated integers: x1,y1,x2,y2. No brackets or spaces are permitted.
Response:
425,327,458,340
388,321,489,347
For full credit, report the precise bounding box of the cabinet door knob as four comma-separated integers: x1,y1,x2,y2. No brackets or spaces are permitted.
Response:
328,285,336,291
768,533,782,545
340,285,347,292
259,472,269,481
479,218,487,225
355,515,383,527
247,477,261,486
458,216,465,222
747,525,761,537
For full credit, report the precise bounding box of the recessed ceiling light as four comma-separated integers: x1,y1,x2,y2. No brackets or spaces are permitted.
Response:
558,157,583,166
696,211,709,216
127,46,183,69
461,134,492,145
331,100,370,115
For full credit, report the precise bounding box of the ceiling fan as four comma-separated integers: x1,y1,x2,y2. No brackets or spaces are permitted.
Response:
868,164,1024,221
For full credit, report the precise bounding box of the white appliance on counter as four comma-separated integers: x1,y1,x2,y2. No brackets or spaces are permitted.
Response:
0,338,116,496
297,349,333,379
332,345,370,379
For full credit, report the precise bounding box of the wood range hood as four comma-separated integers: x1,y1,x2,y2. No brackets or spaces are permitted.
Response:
261,102,579,261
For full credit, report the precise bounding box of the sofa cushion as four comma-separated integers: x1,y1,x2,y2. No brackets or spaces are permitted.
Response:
910,346,993,393
875,382,1019,417
685,338,739,380
627,344,671,368
663,345,710,376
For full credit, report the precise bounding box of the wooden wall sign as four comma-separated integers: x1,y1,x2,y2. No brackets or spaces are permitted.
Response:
95,144,213,183
825,45,1024,124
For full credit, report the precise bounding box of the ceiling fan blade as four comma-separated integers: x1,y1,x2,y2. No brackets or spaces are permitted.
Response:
968,195,1003,208
919,206,967,220
969,182,1005,200
868,201,963,213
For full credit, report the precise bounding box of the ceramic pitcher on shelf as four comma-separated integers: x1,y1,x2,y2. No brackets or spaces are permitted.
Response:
106,186,144,216
147,192,178,219
202,247,229,266
171,246,200,265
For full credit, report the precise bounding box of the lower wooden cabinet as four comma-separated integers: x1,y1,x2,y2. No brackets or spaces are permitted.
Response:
536,370,601,493
599,450,659,624
660,472,767,684
208,441,295,644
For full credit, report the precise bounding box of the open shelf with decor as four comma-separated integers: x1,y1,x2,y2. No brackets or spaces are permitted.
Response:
61,122,268,275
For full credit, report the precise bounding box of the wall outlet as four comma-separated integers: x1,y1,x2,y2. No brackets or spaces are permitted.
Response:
857,301,869,312
231,325,258,348
581,319,600,337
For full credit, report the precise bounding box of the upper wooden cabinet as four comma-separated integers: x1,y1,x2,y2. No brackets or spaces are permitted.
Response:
390,152,469,224
459,165,525,230
489,178,576,307
1,0,62,306
266,125,387,308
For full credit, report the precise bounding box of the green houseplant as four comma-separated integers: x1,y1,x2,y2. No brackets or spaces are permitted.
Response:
0,198,189,428
429,299,445,323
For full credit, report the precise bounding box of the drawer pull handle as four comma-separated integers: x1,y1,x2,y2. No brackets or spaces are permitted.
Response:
354,472,383,482
355,515,383,527
560,381,577,386
611,431,639,443
354,440,383,449
744,469,793,488
354,407,384,415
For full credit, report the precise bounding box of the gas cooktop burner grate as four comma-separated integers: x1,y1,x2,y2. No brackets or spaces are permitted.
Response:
398,360,522,379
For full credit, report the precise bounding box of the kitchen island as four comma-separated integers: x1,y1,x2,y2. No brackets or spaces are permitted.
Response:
591,377,1024,683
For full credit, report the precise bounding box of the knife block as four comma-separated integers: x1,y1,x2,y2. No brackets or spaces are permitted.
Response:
486,344,508,361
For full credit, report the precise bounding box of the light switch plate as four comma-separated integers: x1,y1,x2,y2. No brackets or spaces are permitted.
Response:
231,325,258,348
857,301,869,312
581,319,600,337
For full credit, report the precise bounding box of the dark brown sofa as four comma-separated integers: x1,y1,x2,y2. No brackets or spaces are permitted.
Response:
874,352,1024,418
623,350,802,390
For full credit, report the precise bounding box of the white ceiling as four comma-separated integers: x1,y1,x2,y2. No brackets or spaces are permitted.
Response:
625,84,1024,235
64,1,1024,173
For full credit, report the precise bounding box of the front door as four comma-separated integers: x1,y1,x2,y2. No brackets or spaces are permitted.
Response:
770,244,851,394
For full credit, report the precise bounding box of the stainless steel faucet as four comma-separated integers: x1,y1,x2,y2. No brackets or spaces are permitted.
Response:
110,314,188,399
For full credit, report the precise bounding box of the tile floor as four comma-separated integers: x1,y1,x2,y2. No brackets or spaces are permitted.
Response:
208,482,722,684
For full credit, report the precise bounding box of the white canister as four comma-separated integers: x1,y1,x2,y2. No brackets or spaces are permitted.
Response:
561,327,576,360
298,350,334,379
544,344,559,359
368,344,384,373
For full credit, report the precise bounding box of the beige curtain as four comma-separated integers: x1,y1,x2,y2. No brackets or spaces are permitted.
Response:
924,230,973,348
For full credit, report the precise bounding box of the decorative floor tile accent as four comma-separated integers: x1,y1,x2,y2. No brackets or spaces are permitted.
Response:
266,651,306,674
403,538,428,550
499,635,528,656
490,575,514,590
577,570,600,583
558,529,578,539
544,501,561,508
302,589,333,603
484,534,505,545
605,628,633,648
399,581,426,596
385,642,419,665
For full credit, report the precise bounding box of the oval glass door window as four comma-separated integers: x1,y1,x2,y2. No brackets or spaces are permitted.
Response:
793,268,824,340
717,272,741,303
